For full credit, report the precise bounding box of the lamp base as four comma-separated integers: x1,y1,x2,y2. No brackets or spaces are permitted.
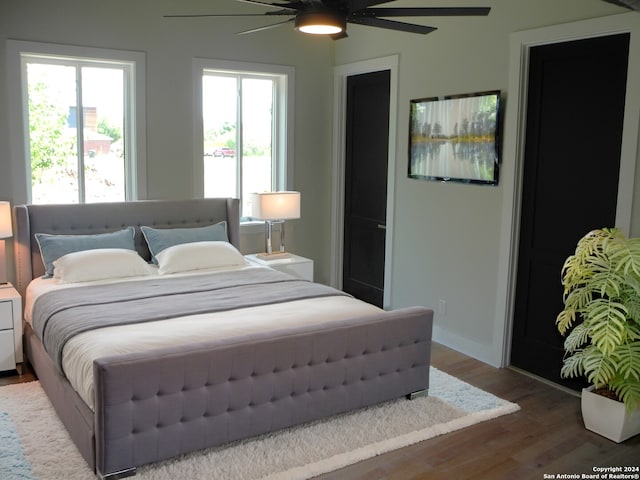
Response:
255,251,292,261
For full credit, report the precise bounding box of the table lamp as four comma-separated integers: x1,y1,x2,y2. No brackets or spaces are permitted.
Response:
251,191,300,260
0,201,12,286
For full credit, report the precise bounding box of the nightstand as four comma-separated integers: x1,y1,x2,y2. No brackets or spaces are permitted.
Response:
245,253,314,282
0,284,22,373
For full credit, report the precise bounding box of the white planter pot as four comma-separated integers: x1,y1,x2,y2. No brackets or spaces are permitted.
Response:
581,386,640,442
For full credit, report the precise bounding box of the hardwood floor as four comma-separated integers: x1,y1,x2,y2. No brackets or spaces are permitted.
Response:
0,364,35,386
315,343,640,480
1,343,638,479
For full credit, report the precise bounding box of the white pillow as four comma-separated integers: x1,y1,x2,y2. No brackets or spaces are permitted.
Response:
53,248,155,283
155,241,247,275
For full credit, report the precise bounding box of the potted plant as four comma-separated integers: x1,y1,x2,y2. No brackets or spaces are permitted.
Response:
556,227,640,442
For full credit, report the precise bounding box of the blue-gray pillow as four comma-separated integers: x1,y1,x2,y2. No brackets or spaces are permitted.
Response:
35,227,136,278
141,222,228,264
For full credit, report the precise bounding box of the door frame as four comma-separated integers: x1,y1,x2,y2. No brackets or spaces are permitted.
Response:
497,13,640,368
331,55,399,309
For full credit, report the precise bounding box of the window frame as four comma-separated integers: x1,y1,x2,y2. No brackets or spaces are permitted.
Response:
193,58,295,221
7,40,147,204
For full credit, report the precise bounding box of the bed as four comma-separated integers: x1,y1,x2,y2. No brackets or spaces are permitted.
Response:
13,198,433,480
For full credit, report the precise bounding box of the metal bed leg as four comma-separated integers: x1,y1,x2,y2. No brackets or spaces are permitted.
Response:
97,467,136,479
406,389,428,400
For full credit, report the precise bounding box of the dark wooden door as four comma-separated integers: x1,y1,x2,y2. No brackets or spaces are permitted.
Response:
343,70,390,307
511,33,629,389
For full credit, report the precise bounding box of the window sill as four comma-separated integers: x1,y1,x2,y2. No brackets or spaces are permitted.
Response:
240,220,267,235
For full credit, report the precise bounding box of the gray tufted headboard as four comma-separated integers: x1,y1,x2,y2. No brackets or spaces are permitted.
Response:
13,198,240,298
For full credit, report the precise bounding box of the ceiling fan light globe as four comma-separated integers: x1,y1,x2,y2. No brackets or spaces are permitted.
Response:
298,24,343,34
295,11,345,35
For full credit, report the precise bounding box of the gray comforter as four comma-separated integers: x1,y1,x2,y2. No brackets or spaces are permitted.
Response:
32,268,347,372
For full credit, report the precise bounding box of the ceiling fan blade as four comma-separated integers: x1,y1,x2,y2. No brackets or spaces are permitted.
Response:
348,16,436,34
601,0,640,10
233,0,299,9
360,7,491,17
238,18,295,34
264,8,298,16
164,13,290,18
348,0,395,9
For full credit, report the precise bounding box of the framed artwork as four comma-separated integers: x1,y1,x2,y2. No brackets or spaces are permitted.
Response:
408,90,501,185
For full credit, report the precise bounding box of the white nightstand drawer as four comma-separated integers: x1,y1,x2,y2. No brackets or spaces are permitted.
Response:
0,285,23,369
244,254,314,282
0,301,13,330
274,262,313,282
0,329,16,371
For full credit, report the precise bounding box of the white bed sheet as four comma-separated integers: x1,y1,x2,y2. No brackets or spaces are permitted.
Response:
26,266,382,410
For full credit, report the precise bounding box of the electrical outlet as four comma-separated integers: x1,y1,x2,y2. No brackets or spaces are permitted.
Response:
439,299,447,316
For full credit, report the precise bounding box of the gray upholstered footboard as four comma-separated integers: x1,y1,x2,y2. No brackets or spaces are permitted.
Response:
93,306,433,478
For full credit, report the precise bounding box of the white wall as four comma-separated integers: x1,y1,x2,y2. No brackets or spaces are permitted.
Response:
333,0,640,366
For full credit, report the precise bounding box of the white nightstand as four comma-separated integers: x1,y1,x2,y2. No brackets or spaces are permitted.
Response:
245,253,314,282
0,284,22,373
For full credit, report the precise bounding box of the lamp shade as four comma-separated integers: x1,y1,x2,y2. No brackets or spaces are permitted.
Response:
251,192,301,220
0,202,12,239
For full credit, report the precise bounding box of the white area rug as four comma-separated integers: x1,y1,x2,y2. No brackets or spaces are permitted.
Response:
0,368,519,480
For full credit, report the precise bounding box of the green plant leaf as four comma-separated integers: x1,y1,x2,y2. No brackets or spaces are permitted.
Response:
587,299,628,355
628,324,640,341
625,280,640,318
560,350,585,379
610,236,640,278
582,347,617,386
564,288,592,312
564,323,589,352
609,376,640,411
556,308,577,336
612,342,640,381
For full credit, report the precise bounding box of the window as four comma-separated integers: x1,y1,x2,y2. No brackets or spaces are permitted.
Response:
196,60,294,218
10,42,145,204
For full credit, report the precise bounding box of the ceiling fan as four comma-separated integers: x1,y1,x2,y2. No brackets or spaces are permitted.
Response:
601,0,640,11
164,0,491,39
